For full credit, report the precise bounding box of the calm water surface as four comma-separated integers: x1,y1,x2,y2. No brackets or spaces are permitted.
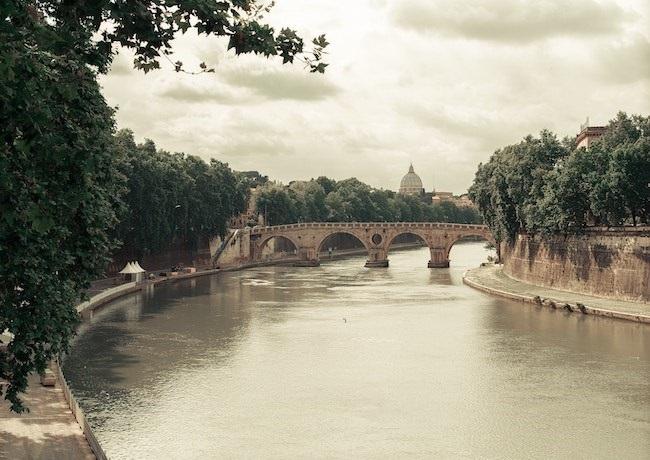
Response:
64,243,650,459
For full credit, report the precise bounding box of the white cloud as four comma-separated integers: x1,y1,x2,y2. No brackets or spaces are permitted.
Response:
221,61,340,101
391,0,629,43
159,81,249,105
596,35,650,84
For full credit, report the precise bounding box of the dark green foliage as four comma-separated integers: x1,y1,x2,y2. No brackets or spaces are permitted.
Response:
255,178,483,225
0,42,123,412
238,171,269,189
0,1,327,74
469,131,570,242
316,176,336,195
469,112,650,241
255,184,298,226
1,0,326,412
113,131,246,257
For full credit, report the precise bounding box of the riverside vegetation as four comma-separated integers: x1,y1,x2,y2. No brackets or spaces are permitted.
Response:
469,112,650,244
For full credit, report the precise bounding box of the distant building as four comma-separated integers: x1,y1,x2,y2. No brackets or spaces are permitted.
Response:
576,121,607,150
399,164,425,196
457,194,474,207
430,192,475,208
431,191,453,203
397,163,475,208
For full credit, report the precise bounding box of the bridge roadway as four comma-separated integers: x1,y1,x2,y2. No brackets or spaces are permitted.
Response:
249,222,494,268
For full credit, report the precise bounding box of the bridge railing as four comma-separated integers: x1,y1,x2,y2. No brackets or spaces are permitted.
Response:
249,222,489,233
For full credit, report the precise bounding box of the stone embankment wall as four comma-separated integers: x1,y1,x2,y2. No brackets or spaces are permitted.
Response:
212,229,253,268
501,228,650,302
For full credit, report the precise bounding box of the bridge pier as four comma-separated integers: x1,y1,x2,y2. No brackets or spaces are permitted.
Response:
365,248,389,268
427,247,449,268
294,247,320,267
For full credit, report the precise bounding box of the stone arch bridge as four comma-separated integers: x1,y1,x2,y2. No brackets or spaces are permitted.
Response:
249,222,494,268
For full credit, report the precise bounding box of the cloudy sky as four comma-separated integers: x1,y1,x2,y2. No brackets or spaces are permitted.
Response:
101,0,650,194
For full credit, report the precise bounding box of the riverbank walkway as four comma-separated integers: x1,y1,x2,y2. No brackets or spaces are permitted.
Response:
0,367,94,460
464,264,650,323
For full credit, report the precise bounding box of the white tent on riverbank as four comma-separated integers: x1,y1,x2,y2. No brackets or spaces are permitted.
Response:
119,261,146,282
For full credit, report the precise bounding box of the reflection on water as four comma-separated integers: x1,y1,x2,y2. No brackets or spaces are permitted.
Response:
64,243,650,459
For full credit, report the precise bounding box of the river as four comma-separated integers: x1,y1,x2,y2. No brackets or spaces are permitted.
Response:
63,242,650,459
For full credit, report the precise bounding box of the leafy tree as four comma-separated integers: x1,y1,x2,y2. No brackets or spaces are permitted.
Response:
114,133,246,258
255,184,297,225
469,130,569,240
1,1,328,75
330,178,379,221
607,141,650,225
370,189,397,221
593,113,650,225
0,46,123,412
532,151,599,234
469,112,650,241
324,191,347,221
506,131,569,232
316,176,337,195
256,177,482,226
289,181,327,222
1,0,327,411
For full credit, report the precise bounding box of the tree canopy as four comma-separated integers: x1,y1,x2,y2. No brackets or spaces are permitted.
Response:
255,178,482,226
113,130,247,257
0,43,123,412
469,112,650,242
1,1,328,74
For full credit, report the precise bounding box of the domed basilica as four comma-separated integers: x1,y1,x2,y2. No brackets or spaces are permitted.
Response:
399,163,424,196
397,163,475,208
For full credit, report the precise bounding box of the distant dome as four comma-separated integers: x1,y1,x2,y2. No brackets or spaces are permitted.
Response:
399,164,424,196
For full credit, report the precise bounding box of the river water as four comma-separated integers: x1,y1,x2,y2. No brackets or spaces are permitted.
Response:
63,243,650,459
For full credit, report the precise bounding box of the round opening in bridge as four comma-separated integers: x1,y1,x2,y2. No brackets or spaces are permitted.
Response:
371,234,383,245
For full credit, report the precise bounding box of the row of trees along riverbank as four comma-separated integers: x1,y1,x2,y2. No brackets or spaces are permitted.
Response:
112,130,248,259
468,112,650,243
254,177,482,226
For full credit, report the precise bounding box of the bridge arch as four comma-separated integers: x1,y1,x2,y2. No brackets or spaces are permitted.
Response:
386,230,430,251
444,233,496,261
256,234,299,261
315,230,369,255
